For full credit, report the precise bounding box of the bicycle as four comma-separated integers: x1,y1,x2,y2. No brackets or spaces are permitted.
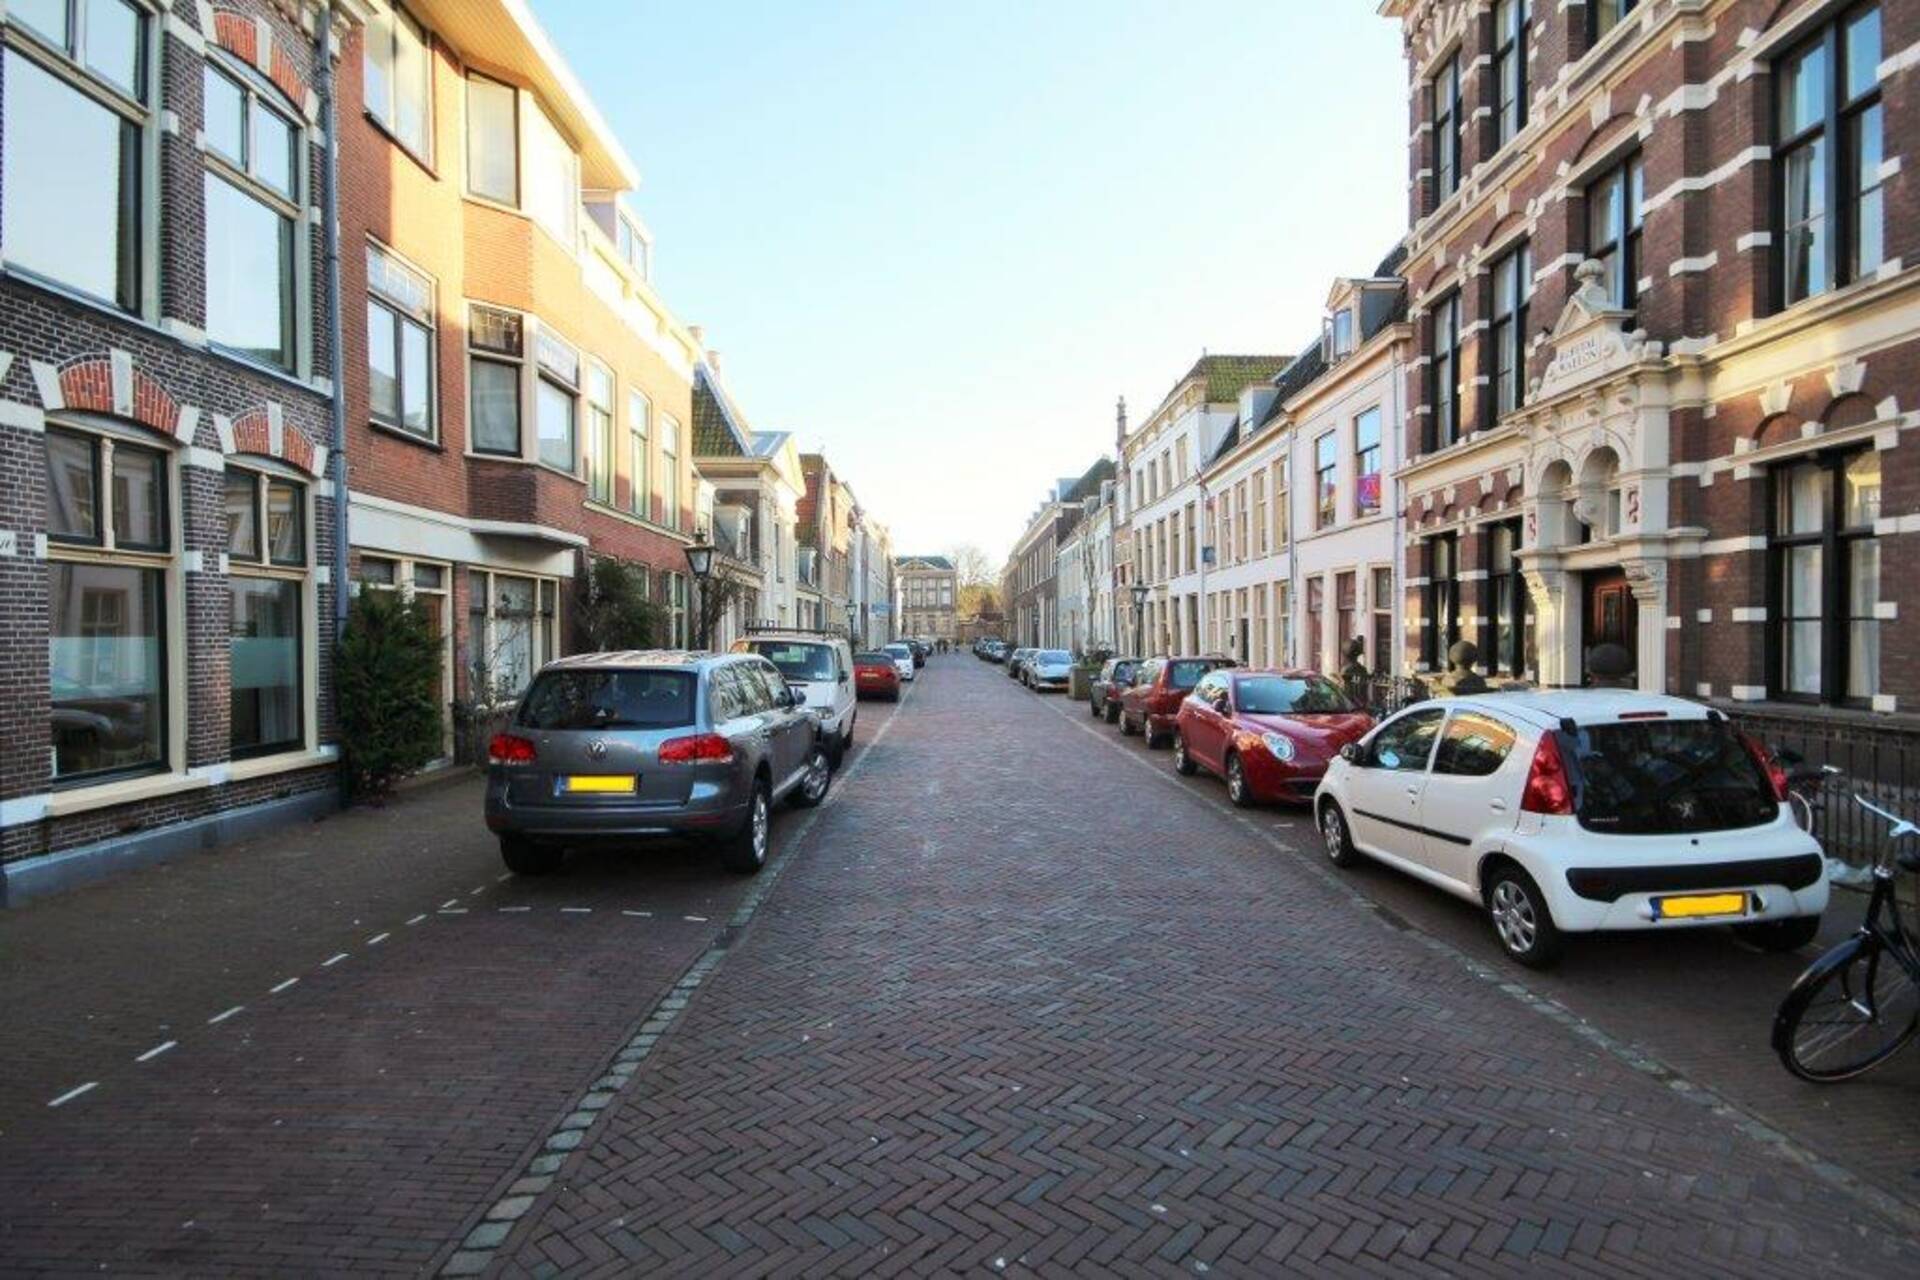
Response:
1772,794,1920,1082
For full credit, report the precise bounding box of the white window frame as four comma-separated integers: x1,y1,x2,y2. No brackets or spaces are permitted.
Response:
366,239,437,441
362,1,431,164
225,460,316,763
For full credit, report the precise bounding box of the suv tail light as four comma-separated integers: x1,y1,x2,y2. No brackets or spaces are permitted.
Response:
658,733,734,765
1520,732,1574,815
488,733,537,766
1740,732,1790,802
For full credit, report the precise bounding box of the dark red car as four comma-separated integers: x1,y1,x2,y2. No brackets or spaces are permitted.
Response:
1118,656,1236,747
1173,668,1373,806
852,651,901,701
1088,656,1141,723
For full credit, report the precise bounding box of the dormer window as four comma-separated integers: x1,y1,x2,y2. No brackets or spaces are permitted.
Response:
1330,308,1354,358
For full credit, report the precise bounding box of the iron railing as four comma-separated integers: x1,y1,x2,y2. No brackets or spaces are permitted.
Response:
1726,706,1920,868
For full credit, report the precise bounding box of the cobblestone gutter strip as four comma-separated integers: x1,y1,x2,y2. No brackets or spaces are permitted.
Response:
1041,695,1920,1241
433,689,912,1278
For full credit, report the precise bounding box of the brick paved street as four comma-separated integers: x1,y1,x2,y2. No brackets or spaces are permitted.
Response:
3,657,1920,1276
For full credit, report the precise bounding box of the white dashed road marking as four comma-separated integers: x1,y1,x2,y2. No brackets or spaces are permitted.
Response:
622,910,651,918
367,932,390,946
47,1083,97,1108
499,906,531,913
270,978,300,994
207,1006,244,1025
407,914,428,925
322,953,349,967
440,899,460,910
684,915,707,923
135,1041,176,1063
561,907,591,914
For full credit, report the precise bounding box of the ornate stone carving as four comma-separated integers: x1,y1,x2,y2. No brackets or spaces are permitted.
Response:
1534,260,1647,402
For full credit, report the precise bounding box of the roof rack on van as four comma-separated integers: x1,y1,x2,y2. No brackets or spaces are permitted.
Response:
743,620,850,640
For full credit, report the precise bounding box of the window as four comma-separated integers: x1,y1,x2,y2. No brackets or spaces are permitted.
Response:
1429,292,1461,450
1495,0,1529,145
659,414,681,529
1,0,147,312
1488,520,1533,678
204,57,300,370
524,96,579,247
1432,52,1461,202
1276,582,1291,665
1336,571,1357,661
615,213,651,280
1586,153,1644,309
1777,5,1882,307
1370,707,1445,772
1354,408,1382,515
1217,491,1232,564
1252,472,1267,556
465,72,517,204
1490,242,1533,420
1423,532,1460,669
1770,449,1879,704
1184,503,1196,573
1589,0,1638,44
468,569,557,699
366,242,435,439
627,389,651,518
1271,462,1288,548
1234,480,1249,562
1433,712,1517,777
1329,308,1354,358
467,304,523,455
1306,576,1324,673
363,2,430,160
534,330,579,473
1372,566,1394,672
1315,432,1337,529
585,362,613,503
45,425,170,783
667,571,688,647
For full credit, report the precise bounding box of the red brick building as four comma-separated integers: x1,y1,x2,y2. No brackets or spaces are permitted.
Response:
0,0,350,898
1386,0,1917,745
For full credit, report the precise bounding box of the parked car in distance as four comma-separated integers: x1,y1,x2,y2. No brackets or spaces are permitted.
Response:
730,627,856,762
908,639,928,667
882,642,917,682
1314,690,1827,968
1119,656,1237,747
1174,669,1372,806
485,651,831,878
1024,649,1074,692
983,641,1007,663
1007,647,1037,680
1088,657,1140,722
852,650,901,701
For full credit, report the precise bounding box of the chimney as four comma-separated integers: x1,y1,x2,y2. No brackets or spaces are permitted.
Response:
707,349,722,376
1115,396,1128,452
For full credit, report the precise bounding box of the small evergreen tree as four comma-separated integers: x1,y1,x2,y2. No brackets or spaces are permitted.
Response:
576,554,665,651
336,588,443,800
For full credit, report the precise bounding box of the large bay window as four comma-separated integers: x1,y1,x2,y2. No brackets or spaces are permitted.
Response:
469,569,557,699
468,303,523,456
465,72,517,204
1770,450,1880,704
46,425,171,783
585,362,614,503
1490,242,1532,420
204,57,299,370
524,97,580,247
534,330,579,473
2,0,149,312
363,2,431,161
226,467,307,757
462,70,579,251
1586,153,1643,310
1428,291,1461,451
1777,4,1882,308
367,242,436,439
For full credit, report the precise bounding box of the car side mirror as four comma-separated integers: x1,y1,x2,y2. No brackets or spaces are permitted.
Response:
778,685,797,709
1339,742,1364,766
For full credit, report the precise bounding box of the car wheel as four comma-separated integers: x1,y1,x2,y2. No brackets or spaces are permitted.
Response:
1319,801,1359,868
1225,752,1254,808
789,743,832,810
1173,733,1197,776
719,779,772,873
500,837,563,876
1104,700,1120,724
1485,863,1562,968
1145,720,1169,750
1733,915,1822,953
1120,710,1138,736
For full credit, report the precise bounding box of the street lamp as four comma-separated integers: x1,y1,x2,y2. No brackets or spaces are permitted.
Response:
1130,583,1150,656
685,541,715,649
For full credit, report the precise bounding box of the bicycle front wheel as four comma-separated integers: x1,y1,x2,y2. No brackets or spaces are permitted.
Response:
1774,933,1920,1082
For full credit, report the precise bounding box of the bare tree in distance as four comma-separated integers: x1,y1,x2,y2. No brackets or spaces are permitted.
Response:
947,543,994,588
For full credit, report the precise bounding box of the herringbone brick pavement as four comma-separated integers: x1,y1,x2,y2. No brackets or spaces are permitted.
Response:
493,657,1920,1277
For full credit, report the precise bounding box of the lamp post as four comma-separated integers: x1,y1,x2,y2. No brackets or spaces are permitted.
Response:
845,601,859,645
684,541,716,650
1130,583,1150,657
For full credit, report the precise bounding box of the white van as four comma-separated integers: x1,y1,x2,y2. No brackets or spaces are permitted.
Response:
730,627,857,763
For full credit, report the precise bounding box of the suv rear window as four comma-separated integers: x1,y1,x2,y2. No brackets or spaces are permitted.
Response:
1564,720,1778,834
519,670,695,731
742,640,836,681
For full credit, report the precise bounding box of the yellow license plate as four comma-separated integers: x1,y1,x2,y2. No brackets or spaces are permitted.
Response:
561,775,636,795
1654,892,1749,919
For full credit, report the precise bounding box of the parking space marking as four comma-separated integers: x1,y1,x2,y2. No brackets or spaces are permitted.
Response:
499,906,531,913
683,915,707,923
440,898,460,910
47,1083,97,1108
207,1006,244,1026
322,952,349,967
560,907,592,914
367,932,391,946
407,914,428,925
438,907,468,915
135,1041,176,1063
270,978,299,994
621,910,651,918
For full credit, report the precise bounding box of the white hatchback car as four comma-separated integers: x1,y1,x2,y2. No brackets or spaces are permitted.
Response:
1313,690,1827,967
883,642,917,683
730,630,857,763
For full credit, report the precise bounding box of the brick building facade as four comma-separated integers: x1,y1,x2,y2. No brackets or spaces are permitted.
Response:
1386,0,1918,741
0,0,351,897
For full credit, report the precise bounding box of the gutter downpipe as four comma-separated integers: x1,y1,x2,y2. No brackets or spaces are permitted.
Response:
315,2,350,804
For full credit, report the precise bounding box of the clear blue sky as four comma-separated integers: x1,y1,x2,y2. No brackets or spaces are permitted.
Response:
538,1,1409,564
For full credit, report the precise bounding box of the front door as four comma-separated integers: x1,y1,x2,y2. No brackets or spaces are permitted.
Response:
1582,568,1637,683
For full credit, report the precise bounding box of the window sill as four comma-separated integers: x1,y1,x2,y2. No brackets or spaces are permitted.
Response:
204,342,322,399
363,111,437,179
226,745,337,783
45,771,212,819
369,419,444,451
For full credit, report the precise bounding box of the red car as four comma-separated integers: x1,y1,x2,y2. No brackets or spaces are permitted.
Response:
1118,656,1236,748
1173,668,1374,806
852,651,901,701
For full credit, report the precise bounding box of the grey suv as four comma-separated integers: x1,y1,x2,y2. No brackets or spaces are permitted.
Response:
484,651,831,877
